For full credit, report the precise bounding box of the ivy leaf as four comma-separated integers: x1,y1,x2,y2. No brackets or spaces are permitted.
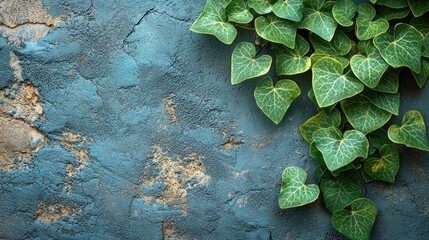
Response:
310,29,352,56
368,129,391,155
275,36,311,76
332,198,377,240
375,0,408,9
231,42,272,84
332,0,357,27
407,0,429,17
310,53,349,70
388,110,429,151
299,0,337,41
255,14,297,48
320,175,362,213
248,0,273,14
374,23,424,73
411,15,429,58
227,0,253,24
350,43,389,88
312,57,364,108
254,77,301,124
377,6,410,21
362,90,400,115
191,0,237,45
356,3,389,41
364,144,400,183
373,68,400,94
313,128,369,171
299,108,342,143
279,166,320,209
272,0,304,22
412,57,429,88
341,95,392,135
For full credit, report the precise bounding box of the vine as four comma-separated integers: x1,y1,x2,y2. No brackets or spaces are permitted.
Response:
191,0,429,239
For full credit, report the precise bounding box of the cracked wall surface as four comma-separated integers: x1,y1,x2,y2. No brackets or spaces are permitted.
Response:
0,0,428,239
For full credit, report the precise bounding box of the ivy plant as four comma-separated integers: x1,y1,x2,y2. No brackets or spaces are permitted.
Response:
191,0,429,239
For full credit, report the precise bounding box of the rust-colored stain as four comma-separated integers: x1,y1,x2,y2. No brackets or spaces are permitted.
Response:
163,94,177,123
36,202,81,224
162,220,186,240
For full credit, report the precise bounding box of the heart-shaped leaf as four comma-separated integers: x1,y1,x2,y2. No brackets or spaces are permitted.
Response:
279,166,320,209
350,43,389,88
377,6,410,21
254,77,301,124
356,3,389,41
341,95,392,135
368,129,391,155
373,68,400,94
332,0,357,27
299,108,342,143
310,53,349,70
312,57,364,108
313,128,369,171
374,23,424,73
332,198,377,240
364,144,400,183
411,15,429,58
310,29,352,56
408,0,429,17
231,42,272,84
412,57,429,88
255,14,297,48
375,0,408,9
275,36,311,76
388,110,429,151
362,90,400,115
321,175,362,213
248,0,273,14
272,0,304,22
299,0,337,41
191,0,237,44
227,0,253,24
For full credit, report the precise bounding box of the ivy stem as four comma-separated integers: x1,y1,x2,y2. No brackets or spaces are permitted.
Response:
233,24,255,31
355,171,368,197
256,41,269,56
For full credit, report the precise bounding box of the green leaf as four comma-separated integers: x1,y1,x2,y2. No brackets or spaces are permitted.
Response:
299,0,337,41
377,6,410,21
299,108,342,143
275,36,311,76
356,3,389,41
362,90,400,115
375,0,408,9
332,161,361,177
367,129,391,155
411,15,429,58
332,0,357,27
408,0,429,17
227,0,253,24
310,29,352,56
231,42,272,84
191,0,237,44
373,68,400,94
310,53,349,69
341,95,392,135
412,57,429,88
374,23,424,73
312,57,364,108
350,43,389,88
332,198,377,240
364,144,400,183
321,175,362,213
248,0,273,14
272,0,304,22
255,14,297,48
313,128,369,171
388,110,429,151
279,166,320,209
311,142,327,170
254,77,301,124
361,168,374,183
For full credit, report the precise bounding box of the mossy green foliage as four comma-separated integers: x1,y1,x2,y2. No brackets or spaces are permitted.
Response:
191,0,429,239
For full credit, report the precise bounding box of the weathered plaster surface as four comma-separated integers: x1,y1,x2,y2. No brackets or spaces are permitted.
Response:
0,0,428,239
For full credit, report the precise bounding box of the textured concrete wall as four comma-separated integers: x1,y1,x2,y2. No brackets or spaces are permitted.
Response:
0,0,428,239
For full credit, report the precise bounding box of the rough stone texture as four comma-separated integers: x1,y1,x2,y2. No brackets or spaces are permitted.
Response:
0,0,428,239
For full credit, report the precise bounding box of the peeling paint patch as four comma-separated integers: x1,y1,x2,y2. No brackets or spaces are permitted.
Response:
163,94,177,123
0,0,62,45
222,139,243,151
140,145,210,213
9,51,23,81
0,115,45,171
36,202,81,224
162,220,186,240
